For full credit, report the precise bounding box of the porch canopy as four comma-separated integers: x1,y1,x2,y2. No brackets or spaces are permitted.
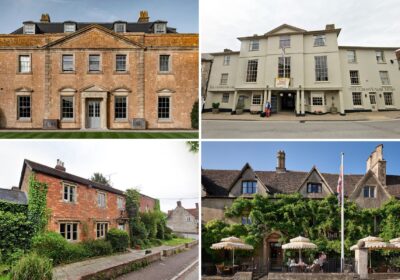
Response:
211,236,254,267
282,236,317,263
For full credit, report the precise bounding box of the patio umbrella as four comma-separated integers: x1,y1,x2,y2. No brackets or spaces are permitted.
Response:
211,236,254,267
389,237,400,247
282,236,317,263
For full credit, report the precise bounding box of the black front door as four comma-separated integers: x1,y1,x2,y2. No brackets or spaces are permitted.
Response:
280,93,295,111
269,242,283,271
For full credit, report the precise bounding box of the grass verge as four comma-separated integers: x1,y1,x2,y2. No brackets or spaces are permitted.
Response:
162,237,194,246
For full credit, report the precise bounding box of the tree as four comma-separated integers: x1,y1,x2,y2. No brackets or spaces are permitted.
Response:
90,172,110,185
187,141,199,153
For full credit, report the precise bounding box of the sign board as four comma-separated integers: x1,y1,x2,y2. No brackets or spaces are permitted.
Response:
275,78,290,88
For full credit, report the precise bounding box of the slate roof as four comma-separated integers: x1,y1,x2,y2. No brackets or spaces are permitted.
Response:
202,168,400,199
11,21,177,34
21,159,124,195
0,188,28,204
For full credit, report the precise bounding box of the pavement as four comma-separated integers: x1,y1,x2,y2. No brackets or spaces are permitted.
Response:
53,244,193,280
116,245,199,280
202,111,400,122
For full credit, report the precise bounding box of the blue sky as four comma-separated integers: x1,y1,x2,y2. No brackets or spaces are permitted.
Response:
202,142,400,175
0,0,198,33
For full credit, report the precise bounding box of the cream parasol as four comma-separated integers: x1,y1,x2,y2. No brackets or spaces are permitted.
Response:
211,236,254,267
282,236,317,263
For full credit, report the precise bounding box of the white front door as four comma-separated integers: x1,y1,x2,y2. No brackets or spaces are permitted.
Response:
87,100,101,128
369,93,378,111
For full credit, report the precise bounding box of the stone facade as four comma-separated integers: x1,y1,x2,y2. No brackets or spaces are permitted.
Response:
0,12,198,130
204,24,400,115
167,201,199,238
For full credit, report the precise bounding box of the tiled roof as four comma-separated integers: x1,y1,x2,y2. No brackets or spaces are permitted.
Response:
11,21,177,34
0,188,28,204
186,208,199,219
202,168,400,198
22,159,124,196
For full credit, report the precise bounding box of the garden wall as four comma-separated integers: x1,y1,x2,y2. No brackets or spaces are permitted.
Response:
267,273,360,280
162,244,186,257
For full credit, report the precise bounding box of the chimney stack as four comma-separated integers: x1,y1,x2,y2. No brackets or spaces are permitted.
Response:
366,144,386,186
138,10,149,23
276,150,286,173
55,159,66,172
195,203,198,209
325,24,335,30
40,13,51,23
177,201,182,207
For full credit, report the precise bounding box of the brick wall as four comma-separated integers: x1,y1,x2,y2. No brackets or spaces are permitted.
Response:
139,193,156,212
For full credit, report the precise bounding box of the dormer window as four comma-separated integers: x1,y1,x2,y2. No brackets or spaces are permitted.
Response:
114,23,126,33
242,180,257,194
154,23,166,34
64,23,76,33
307,183,322,193
23,24,35,34
363,186,375,198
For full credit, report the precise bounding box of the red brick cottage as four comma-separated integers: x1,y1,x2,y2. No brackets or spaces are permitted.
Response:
17,159,154,242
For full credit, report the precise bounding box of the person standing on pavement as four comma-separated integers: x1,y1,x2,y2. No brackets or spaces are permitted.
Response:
265,100,272,117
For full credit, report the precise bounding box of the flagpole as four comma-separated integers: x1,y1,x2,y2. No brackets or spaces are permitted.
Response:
341,152,345,273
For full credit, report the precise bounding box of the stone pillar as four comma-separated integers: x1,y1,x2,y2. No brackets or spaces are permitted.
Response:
137,50,145,118
263,90,267,107
101,96,108,129
267,90,271,102
355,248,368,279
231,91,238,112
296,90,300,115
339,90,345,115
81,98,86,129
300,90,305,115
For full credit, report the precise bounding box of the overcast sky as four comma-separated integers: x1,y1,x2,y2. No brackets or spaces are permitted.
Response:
201,0,400,53
0,0,198,34
0,140,199,212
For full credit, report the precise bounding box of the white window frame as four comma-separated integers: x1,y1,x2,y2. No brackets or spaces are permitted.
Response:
384,92,394,106
159,54,171,73
59,222,78,241
114,23,126,33
115,54,127,72
313,35,326,47
249,40,259,51
19,54,31,73
61,95,74,120
363,186,375,198
117,196,124,210
347,50,357,63
96,222,108,239
154,23,167,34
246,59,258,82
63,183,76,203
222,93,230,103
62,54,75,72
64,23,76,33
278,57,291,78
279,35,290,49
223,55,230,66
349,70,360,85
97,192,106,208
379,71,390,85
118,224,125,231
311,96,324,106
352,92,362,106
252,93,262,105
376,50,385,63
88,54,101,72
23,24,35,34
315,56,328,81
220,73,228,85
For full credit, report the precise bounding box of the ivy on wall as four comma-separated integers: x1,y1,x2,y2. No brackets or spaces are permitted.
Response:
27,173,50,235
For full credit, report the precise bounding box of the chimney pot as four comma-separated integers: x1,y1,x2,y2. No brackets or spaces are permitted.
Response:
325,24,335,30
138,10,149,23
40,13,51,23
223,48,232,53
55,159,66,172
177,201,182,207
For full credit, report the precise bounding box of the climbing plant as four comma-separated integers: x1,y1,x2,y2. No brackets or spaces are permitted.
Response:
27,173,50,235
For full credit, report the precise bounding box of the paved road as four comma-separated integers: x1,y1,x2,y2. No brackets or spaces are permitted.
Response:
178,262,199,280
116,246,198,280
202,119,400,139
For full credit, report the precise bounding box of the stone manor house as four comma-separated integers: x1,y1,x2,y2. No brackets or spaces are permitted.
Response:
203,24,400,115
202,144,400,272
0,11,198,129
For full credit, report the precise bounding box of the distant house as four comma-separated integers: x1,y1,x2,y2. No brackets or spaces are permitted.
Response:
0,187,27,204
167,201,198,239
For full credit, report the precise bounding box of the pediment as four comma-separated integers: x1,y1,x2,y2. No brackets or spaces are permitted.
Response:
45,25,142,49
297,166,334,197
81,85,108,92
265,24,306,36
349,170,390,200
228,163,270,196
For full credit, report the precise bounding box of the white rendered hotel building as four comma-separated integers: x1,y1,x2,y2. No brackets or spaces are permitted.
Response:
204,24,400,115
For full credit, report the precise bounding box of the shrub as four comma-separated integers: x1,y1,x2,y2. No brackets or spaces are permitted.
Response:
191,100,199,129
10,252,52,280
212,102,220,109
150,239,162,246
106,229,129,252
31,231,68,265
63,243,89,263
164,226,173,240
82,239,113,256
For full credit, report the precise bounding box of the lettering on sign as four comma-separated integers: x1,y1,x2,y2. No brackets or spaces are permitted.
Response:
349,86,395,92
275,78,290,88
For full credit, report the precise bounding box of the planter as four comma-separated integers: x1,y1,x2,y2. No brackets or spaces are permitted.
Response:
236,109,243,115
212,108,220,114
330,106,338,114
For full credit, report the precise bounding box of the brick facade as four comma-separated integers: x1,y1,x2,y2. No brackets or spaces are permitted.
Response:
0,15,198,130
139,193,157,212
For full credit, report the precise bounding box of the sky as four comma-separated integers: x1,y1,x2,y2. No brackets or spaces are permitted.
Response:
0,140,199,212
0,0,198,34
202,142,400,175
201,0,400,53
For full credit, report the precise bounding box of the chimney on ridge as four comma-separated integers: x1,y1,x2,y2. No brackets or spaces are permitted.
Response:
325,24,335,30
40,13,51,23
366,144,386,186
276,150,286,173
177,201,182,207
55,159,66,172
138,10,149,23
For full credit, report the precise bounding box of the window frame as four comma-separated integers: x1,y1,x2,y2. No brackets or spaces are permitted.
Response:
383,92,394,106
96,222,108,239
349,70,360,85
158,96,171,120
63,183,76,203
61,54,75,72
246,59,258,82
278,56,291,78
23,24,35,34
64,23,76,33
159,54,171,73
114,23,126,33
279,35,291,49
352,92,362,106
241,216,252,225
17,95,31,120
154,23,167,34
97,192,106,208
115,54,127,72
220,73,228,85
241,180,257,194
61,95,74,120
249,40,260,51
363,186,375,198
117,196,124,210
59,222,78,241
114,95,127,120
313,34,326,47
222,93,230,103
314,56,328,81
18,54,32,73
347,50,357,63
223,55,230,66
307,183,322,193
379,71,390,85
88,54,101,73
376,50,385,63
252,93,262,105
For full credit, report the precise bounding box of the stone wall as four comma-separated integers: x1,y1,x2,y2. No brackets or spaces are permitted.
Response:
267,273,360,280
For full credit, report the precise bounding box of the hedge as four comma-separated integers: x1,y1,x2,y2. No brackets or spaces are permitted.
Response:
191,100,199,129
0,200,28,215
106,228,129,252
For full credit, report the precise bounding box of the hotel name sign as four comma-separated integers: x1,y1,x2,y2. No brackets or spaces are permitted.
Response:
349,86,396,92
210,85,235,89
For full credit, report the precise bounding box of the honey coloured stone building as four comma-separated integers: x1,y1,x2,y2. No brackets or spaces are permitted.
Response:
0,11,198,130
167,201,199,239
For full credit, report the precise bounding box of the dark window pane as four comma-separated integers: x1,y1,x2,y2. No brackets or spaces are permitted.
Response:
159,55,170,72
61,96,74,119
114,96,127,119
158,97,170,119
60,224,65,237
116,55,126,71
89,55,100,71
18,96,31,118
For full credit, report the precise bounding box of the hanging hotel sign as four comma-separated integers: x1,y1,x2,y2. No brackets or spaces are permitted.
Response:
275,78,290,88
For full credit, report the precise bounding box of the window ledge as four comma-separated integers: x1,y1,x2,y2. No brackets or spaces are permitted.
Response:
61,119,75,123
87,71,103,74
17,72,32,75
113,71,130,75
377,62,387,64
314,81,330,83
17,118,32,122
158,119,173,123
61,71,76,74
114,119,129,123
348,62,358,64
158,71,173,75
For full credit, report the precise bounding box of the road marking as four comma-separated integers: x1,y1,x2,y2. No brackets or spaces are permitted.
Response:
168,260,198,280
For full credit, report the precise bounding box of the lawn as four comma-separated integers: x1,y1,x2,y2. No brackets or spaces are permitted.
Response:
162,237,194,246
0,131,198,139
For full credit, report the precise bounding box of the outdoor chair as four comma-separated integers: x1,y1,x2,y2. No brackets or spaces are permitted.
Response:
310,264,321,273
216,264,224,275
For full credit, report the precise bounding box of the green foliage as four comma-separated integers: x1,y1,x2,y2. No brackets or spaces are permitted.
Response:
0,210,33,263
186,141,199,153
27,174,49,235
191,100,199,129
212,102,220,109
106,229,129,252
81,239,113,257
10,252,52,280
31,231,68,265
0,200,28,215
90,173,110,185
